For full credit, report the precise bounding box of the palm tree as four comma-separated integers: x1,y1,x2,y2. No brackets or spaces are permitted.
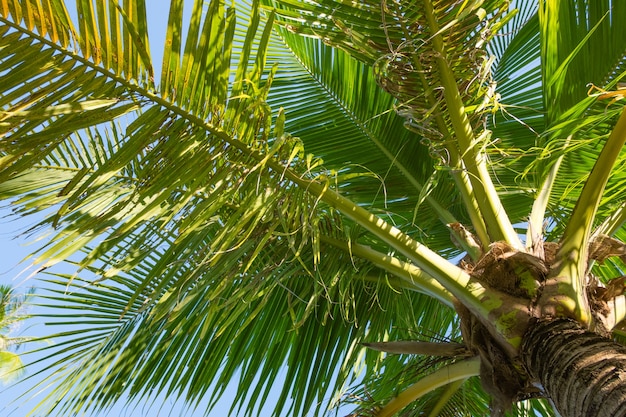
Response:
1,0,626,416
0,285,31,384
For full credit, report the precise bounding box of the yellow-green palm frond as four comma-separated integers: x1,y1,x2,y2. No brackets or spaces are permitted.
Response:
1,0,75,47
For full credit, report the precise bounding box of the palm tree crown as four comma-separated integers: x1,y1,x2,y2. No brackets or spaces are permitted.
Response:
1,0,626,416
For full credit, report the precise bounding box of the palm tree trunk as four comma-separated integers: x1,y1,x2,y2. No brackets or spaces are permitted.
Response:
521,318,626,417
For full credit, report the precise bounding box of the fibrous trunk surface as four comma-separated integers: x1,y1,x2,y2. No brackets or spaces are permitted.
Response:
521,318,626,417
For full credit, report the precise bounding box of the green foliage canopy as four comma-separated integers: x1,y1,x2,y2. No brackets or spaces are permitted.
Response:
1,0,626,416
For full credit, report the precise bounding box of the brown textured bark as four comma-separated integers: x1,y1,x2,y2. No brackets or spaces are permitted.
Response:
521,318,626,417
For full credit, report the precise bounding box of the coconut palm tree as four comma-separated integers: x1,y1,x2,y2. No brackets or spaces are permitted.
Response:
1,0,626,416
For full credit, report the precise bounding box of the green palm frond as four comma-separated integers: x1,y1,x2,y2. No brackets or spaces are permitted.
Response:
540,0,626,124
29,238,456,416
259,9,471,254
269,0,526,247
525,0,626,243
